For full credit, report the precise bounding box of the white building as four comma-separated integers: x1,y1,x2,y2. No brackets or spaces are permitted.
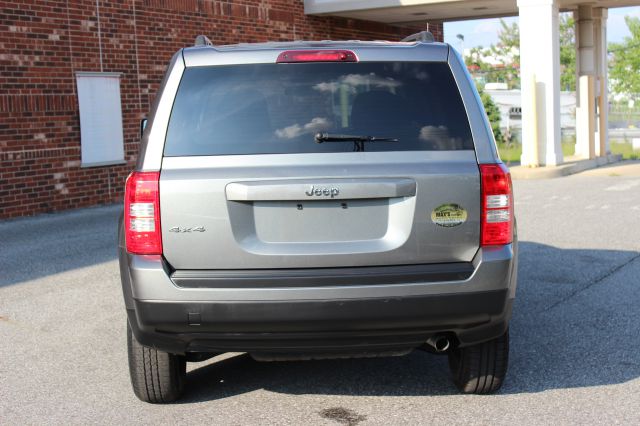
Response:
486,89,577,136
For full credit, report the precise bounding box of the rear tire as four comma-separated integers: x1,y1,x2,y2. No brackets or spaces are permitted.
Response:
127,322,186,403
447,329,509,394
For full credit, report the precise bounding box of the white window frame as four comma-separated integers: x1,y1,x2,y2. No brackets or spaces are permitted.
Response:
75,72,126,167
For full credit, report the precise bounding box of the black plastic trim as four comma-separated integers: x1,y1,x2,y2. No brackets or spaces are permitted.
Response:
171,262,474,289
128,290,511,354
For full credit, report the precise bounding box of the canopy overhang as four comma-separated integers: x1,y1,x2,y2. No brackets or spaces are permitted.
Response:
304,0,640,23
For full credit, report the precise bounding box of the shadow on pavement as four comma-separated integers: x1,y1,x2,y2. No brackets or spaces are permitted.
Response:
179,241,640,401
0,205,121,288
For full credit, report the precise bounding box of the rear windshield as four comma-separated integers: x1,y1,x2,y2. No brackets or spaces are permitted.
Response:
164,62,473,156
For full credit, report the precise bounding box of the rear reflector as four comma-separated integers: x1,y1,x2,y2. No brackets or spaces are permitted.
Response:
124,171,162,254
480,164,513,246
276,50,357,63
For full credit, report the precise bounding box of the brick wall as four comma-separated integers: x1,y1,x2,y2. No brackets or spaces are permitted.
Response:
0,0,443,219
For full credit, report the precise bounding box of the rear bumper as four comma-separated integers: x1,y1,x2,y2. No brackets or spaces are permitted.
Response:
127,292,512,355
119,245,517,355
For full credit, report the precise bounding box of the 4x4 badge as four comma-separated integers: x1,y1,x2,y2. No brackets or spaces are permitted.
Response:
169,226,205,233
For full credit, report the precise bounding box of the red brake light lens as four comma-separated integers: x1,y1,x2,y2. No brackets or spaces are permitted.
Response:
276,50,357,63
124,171,162,255
480,163,513,246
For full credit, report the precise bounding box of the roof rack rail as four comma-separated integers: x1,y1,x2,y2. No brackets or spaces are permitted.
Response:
194,35,213,47
401,31,434,43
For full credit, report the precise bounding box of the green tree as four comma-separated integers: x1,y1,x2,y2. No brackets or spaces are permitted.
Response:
559,14,576,91
465,15,576,91
465,46,490,69
489,20,520,89
609,16,640,97
465,20,520,89
495,19,520,53
477,84,503,143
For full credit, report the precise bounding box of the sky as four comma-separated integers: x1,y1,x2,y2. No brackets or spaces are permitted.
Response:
444,6,640,51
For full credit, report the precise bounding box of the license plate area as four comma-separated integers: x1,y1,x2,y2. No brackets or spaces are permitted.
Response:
253,199,388,243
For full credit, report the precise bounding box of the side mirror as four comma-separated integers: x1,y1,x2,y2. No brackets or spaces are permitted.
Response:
140,118,148,138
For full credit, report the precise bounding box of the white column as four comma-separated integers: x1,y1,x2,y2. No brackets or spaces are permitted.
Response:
518,0,562,166
594,8,609,155
574,5,596,159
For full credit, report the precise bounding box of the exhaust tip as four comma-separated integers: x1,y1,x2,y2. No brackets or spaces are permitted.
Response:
426,335,450,353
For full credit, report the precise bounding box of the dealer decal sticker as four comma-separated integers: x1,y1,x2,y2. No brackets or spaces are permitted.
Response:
431,203,467,227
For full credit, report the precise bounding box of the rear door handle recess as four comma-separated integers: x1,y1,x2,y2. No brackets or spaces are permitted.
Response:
226,178,416,201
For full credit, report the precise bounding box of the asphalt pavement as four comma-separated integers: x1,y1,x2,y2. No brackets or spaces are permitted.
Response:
1,166,639,425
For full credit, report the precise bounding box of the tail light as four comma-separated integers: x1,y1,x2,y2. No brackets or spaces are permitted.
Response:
276,50,357,63
480,164,513,246
124,171,162,254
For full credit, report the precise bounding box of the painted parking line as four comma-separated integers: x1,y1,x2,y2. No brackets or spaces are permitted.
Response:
605,181,640,191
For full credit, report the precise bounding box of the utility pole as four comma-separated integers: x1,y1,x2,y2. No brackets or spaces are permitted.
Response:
456,34,465,58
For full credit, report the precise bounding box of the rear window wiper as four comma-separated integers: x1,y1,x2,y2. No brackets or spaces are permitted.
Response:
314,133,398,143
314,132,398,151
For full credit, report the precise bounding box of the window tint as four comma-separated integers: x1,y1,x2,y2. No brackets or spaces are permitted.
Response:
164,62,473,156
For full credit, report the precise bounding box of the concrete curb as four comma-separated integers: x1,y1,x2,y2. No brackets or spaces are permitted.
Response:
509,154,623,180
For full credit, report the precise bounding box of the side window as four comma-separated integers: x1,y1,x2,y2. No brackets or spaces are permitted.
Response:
75,72,125,166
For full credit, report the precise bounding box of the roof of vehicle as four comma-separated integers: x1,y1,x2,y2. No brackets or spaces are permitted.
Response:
181,40,451,67
201,39,442,50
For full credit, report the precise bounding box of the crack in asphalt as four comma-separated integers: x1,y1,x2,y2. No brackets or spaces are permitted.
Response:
541,252,640,313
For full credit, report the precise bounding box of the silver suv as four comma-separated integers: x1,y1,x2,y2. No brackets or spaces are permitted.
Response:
119,33,518,403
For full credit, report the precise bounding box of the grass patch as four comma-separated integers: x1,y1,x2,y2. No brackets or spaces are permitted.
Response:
496,142,522,164
610,142,640,160
497,141,576,164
